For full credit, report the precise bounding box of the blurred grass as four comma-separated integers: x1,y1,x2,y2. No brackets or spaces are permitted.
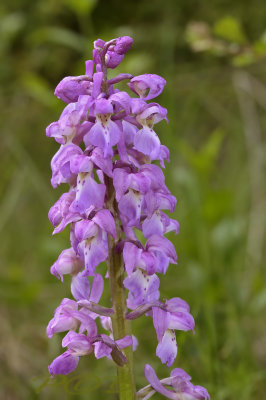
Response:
0,0,265,399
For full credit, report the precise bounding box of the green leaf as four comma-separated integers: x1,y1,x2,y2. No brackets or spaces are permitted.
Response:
213,16,246,44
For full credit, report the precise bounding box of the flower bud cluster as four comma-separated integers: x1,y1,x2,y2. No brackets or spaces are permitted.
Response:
46,36,209,399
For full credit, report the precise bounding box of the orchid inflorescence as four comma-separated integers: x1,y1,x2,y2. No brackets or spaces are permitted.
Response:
46,36,210,400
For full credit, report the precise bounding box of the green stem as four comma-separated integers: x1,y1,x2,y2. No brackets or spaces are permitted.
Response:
106,176,136,400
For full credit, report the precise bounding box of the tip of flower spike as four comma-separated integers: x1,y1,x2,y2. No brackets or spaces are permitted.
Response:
113,36,133,55
93,36,133,69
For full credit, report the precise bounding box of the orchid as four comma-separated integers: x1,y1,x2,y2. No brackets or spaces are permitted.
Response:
138,364,210,400
46,36,209,400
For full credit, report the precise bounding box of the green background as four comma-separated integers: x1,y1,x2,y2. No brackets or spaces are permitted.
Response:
0,0,265,399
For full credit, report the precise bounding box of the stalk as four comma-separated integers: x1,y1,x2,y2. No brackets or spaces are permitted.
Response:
106,176,136,400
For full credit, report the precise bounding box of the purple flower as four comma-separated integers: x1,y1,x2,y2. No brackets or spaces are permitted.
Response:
138,165,176,215
88,147,113,177
105,52,124,69
48,191,80,234
70,171,106,214
93,36,133,69
152,299,194,366
113,36,133,55
113,164,176,229
50,149,107,217
123,234,177,276
142,210,179,238
48,332,93,375
71,272,91,301
72,272,104,310
126,297,194,366
49,331,133,375
113,166,151,226
140,364,210,400
144,234,177,274
46,298,97,339
48,351,79,375
47,299,79,338
93,334,132,364
47,272,104,340
113,167,150,201
54,75,92,103
50,144,83,188
87,98,121,157
73,209,116,276
50,247,83,281
128,74,166,100
46,97,92,144
109,91,132,116
134,104,168,161
46,36,209,398
123,268,160,309
62,331,93,354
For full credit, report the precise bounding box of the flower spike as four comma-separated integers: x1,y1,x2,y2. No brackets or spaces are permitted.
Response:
45,35,209,400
